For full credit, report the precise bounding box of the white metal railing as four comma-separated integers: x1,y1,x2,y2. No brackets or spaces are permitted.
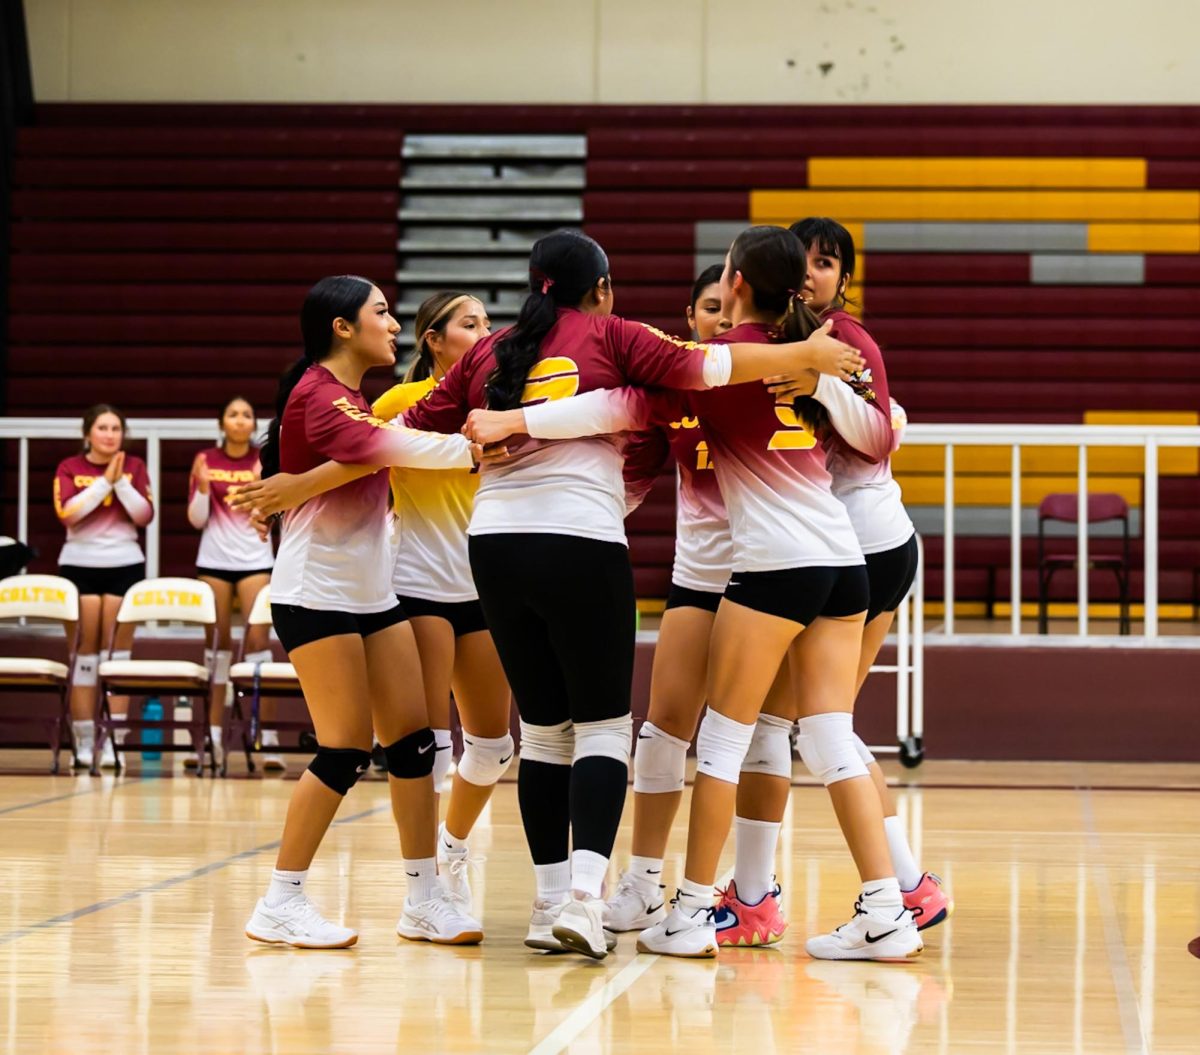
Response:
904,422,1200,641
4,418,1198,644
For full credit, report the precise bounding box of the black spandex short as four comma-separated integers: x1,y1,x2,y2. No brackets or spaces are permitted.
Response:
196,566,273,586
396,594,489,637
865,533,919,622
723,564,869,625
270,602,408,653
665,582,723,614
57,562,145,598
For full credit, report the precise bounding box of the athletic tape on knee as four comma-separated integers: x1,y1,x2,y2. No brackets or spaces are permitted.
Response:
796,712,870,786
214,649,232,685
740,712,795,780
695,709,756,785
518,719,573,766
457,731,515,787
307,746,372,795
431,727,454,785
853,733,876,767
383,727,437,779
632,721,689,794
73,653,98,687
573,713,633,765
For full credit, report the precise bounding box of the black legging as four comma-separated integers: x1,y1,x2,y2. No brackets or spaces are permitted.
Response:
469,532,635,866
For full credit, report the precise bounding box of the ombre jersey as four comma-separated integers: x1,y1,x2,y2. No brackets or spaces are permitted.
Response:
270,364,475,613
623,414,733,594
817,311,914,555
187,446,275,571
373,377,480,603
54,453,154,567
404,307,727,546
689,322,863,571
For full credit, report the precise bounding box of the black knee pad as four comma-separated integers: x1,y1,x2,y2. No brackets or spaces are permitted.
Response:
383,727,437,779
307,746,372,795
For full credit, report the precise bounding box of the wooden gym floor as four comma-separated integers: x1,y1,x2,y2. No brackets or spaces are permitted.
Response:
1,760,1197,1055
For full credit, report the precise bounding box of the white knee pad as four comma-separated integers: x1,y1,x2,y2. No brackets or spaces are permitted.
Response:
244,649,273,666
853,733,876,768
432,728,454,785
519,719,574,766
73,653,98,687
573,713,633,765
694,708,756,785
458,731,515,787
796,712,870,786
632,721,689,794
740,713,794,779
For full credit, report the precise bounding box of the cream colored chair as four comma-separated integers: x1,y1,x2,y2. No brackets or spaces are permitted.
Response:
0,575,80,773
224,586,311,776
96,577,217,776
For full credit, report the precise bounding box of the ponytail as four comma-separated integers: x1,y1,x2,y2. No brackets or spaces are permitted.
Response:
259,357,310,478
486,229,609,410
260,274,376,478
729,225,830,435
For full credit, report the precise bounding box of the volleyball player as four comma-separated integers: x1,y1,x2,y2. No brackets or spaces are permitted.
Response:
243,275,488,950
53,405,154,770
790,216,951,929
470,227,920,960
370,292,513,914
402,228,862,960
187,397,279,771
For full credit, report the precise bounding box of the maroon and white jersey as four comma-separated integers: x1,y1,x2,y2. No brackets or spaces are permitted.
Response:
53,453,154,567
403,308,730,546
815,311,914,555
270,364,474,613
187,446,274,571
623,414,733,594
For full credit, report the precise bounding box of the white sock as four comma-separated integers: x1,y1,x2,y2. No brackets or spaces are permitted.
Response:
404,857,441,904
627,854,664,892
535,860,571,903
571,849,609,899
265,868,307,907
883,815,923,891
734,815,781,905
261,728,279,748
677,877,714,915
860,876,903,912
439,821,468,857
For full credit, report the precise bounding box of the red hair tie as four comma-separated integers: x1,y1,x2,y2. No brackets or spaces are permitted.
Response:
542,277,555,295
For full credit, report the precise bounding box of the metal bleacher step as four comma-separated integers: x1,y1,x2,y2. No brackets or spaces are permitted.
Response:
399,195,583,223
402,134,585,160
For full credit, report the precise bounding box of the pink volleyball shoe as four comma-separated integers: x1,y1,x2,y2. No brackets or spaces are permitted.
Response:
903,873,953,931
714,880,789,948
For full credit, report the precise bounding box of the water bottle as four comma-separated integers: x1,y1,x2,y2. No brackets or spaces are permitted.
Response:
141,697,164,760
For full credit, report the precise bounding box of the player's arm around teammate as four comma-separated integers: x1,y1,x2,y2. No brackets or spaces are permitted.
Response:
53,404,154,770
244,276,487,951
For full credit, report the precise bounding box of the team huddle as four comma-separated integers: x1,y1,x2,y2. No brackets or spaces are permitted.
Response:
57,216,952,964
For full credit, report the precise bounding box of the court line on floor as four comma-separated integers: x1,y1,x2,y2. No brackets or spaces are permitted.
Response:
1078,786,1150,1055
0,775,150,817
0,801,388,949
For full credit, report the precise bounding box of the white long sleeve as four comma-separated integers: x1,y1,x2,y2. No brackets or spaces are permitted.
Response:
58,477,112,525
813,373,894,463
113,477,154,526
187,489,211,530
523,389,645,440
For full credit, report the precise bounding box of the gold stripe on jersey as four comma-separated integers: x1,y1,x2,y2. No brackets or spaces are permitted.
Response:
768,403,817,451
